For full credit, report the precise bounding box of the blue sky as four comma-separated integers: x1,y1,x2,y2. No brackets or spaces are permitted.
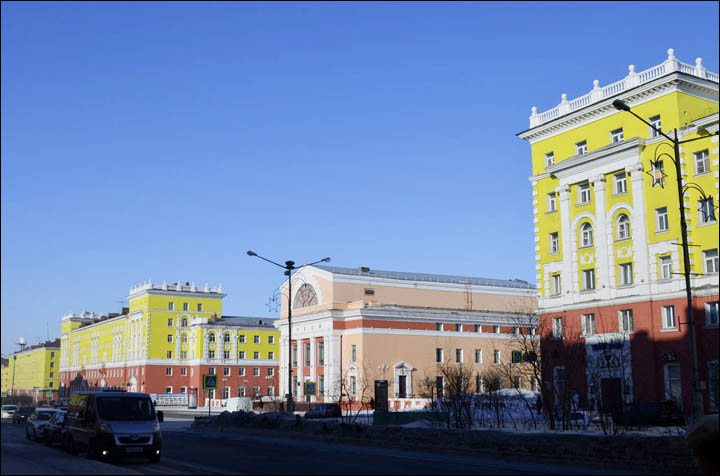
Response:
2,1,718,356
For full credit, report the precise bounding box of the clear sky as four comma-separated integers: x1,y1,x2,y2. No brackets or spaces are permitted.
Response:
1,1,718,356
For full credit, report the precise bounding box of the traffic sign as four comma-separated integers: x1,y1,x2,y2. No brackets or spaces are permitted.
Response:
1,391,6,397
46,391,53,398
303,382,316,395
202,374,218,390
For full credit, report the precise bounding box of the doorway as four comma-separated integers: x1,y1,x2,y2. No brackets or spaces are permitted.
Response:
398,376,407,398
601,377,622,415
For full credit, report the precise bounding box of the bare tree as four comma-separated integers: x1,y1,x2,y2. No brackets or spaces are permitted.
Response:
435,361,476,429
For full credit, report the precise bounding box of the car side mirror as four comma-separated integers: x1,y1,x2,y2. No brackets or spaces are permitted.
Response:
156,410,164,423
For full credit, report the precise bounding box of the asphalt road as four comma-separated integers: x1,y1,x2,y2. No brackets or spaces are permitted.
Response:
1,417,649,475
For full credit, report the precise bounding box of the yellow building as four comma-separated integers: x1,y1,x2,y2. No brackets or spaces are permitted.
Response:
518,49,719,414
60,281,281,407
1,340,61,402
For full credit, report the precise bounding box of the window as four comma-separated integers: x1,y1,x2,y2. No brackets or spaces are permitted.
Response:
197,303,203,312
656,207,669,232
208,389,215,399
49,372,54,378
165,386,172,394
581,223,593,247
611,128,624,143
166,368,172,376
455,323,461,332
254,335,261,344
183,302,189,311
304,343,311,366
531,377,538,392
659,255,673,280
318,342,324,366
208,333,216,343
223,350,230,359
476,375,484,393
706,302,719,327
238,387,246,397
474,325,482,333
224,334,231,343
292,345,297,368
549,232,559,254
582,269,596,290
181,334,188,344
253,352,260,359
493,326,500,334
513,376,521,389
168,302,174,311
475,349,482,364
239,368,245,376
551,274,562,296
181,367,187,376
209,367,215,375
268,336,275,344
223,367,230,376
575,140,587,155
436,377,444,399
238,351,245,359
693,149,710,175
239,335,246,344
616,214,631,240
619,309,634,333
698,197,716,224
662,305,677,329
267,386,275,397
581,313,596,336
704,249,719,273
456,349,463,364
513,327,520,335
364,288,375,296
268,351,274,359
665,363,681,405
50,352,55,358
350,377,357,397
436,323,442,331
223,387,230,399
318,375,325,397
619,262,633,285
493,350,501,364
180,386,187,394
208,350,215,359
545,152,555,167
182,318,188,327
167,318,173,326
253,368,260,377
50,362,54,368
612,171,627,195
578,182,591,204
167,351,173,359
547,192,557,212
649,115,662,137
268,367,274,376
351,345,356,363
167,335,173,343
436,348,444,363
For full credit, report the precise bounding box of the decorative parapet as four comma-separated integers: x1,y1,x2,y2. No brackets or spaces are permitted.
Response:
61,311,104,321
128,280,224,295
528,49,719,128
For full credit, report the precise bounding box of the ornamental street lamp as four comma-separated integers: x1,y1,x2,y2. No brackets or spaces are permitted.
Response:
613,99,718,421
247,251,330,413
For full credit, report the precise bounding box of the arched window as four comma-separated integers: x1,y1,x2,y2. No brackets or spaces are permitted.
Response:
181,318,188,327
209,333,216,343
293,283,318,309
581,223,593,247
224,333,231,343
616,214,631,240
181,334,188,344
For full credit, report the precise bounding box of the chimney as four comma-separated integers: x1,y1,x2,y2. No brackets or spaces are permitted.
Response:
360,267,370,273
122,307,129,315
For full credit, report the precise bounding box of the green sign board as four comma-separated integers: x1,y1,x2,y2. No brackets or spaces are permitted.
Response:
202,374,218,390
1,391,6,397
303,382,316,395
46,391,53,398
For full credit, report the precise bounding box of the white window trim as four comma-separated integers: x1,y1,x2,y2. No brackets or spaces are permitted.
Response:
661,305,678,331
705,301,719,328
619,309,634,334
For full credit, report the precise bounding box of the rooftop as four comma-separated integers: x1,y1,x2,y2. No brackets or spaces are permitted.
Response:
314,265,535,290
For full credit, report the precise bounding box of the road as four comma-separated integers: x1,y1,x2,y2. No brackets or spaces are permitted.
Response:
1,416,649,475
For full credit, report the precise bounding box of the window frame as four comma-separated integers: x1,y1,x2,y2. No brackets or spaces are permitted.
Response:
649,115,662,137
545,152,555,167
616,214,631,240
582,268,596,290
610,128,624,143
694,149,710,175
619,309,634,333
704,249,719,274
581,223,593,247
547,192,557,213
581,313,596,336
705,302,719,328
662,305,677,330
656,207,669,232
551,273,562,296
549,232,560,254
619,262,634,286
575,140,588,155
578,182,591,204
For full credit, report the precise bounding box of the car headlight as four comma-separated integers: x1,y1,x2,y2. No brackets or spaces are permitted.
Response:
99,423,113,432
152,422,160,432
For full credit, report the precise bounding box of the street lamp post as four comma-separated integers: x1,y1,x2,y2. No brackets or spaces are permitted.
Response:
613,99,718,421
247,251,330,413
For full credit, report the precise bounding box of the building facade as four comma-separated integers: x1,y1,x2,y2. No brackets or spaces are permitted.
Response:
1,340,61,402
59,281,280,407
518,49,719,414
273,265,538,407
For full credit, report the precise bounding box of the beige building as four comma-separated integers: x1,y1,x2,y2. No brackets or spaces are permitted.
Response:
275,265,537,404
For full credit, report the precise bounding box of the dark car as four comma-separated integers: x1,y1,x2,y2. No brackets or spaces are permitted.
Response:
304,403,342,419
13,406,34,424
41,410,67,447
615,400,685,427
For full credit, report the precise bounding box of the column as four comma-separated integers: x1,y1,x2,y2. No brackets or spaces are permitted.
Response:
628,163,650,287
309,337,316,402
592,175,610,299
558,184,576,297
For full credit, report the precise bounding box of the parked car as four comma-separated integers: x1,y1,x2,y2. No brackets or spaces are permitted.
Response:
2,405,17,420
26,409,58,441
13,406,34,424
304,403,342,419
41,410,67,447
567,410,601,427
64,392,164,463
615,400,685,427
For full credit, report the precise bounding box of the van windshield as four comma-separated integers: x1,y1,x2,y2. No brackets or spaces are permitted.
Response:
96,397,156,421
